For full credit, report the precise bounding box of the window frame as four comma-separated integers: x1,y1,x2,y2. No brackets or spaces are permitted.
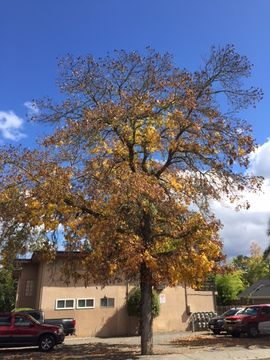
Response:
14,315,33,327
100,297,115,308
25,279,34,297
55,298,75,310
0,315,11,326
76,298,95,309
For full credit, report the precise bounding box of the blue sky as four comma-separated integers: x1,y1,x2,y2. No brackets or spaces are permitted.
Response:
1,0,270,143
1,0,270,257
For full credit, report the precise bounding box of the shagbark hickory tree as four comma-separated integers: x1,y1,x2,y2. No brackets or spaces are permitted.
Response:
0,45,263,354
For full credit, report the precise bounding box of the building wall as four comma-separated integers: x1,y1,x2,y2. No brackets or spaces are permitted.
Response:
186,288,215,313
153,286,215,333
153,286,186,332
16,263,39,309
41,283,132,337
16,258,215,337
39,261,134,337
251,298,270,305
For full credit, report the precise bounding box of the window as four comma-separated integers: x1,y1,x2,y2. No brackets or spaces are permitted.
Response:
55,299,75,310
77,298,95,309
242,307,260,316
0,315,11,326
100,297,115,308
261,307,270,315
14,315,32,327
25,280,34,297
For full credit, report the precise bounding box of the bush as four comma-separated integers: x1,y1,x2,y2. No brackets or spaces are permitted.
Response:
0,269,16,312
127,287,160,318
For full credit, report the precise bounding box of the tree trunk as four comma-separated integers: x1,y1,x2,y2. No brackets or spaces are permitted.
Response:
140,261,153,355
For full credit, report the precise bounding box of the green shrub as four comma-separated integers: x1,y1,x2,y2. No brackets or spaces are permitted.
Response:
0,269,16,312
127,287,160,318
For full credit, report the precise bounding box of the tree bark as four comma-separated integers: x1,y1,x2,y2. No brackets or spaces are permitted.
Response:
140,261,153,355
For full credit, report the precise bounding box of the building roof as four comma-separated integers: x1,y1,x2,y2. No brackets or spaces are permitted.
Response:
239,279,270,299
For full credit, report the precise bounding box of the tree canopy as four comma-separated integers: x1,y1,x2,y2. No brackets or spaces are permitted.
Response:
215,270,245,305
215,242,270,306
232,243,270,287
0,268,16,311
0,45,262,354
127,287,160,319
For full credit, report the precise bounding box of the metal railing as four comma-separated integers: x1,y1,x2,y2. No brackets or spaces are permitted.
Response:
189,311,216,332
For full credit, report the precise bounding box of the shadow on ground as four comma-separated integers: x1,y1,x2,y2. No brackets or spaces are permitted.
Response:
3,332,270,358
0,343,140,360
171,333,270,350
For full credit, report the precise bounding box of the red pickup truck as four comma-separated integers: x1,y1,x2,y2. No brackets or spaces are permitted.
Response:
15,309,76,336
0,312,65,351
224,304,270,337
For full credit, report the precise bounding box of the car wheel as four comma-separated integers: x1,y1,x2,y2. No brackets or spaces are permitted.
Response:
231,331,240,338
39,334,55,352
248,325,258,338
213,330,220,335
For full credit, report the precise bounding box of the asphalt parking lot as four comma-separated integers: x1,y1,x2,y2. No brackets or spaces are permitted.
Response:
2,331,270,359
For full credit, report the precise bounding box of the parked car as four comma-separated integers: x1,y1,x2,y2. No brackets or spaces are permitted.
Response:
14,309,76,336
0,312,64,352
208,307,244,335
224,304,270,337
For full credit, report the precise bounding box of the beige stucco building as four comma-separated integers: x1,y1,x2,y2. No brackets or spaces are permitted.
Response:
15,252,215,337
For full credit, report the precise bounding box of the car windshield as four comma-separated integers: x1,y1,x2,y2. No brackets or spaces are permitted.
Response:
222,309,240,317
241,307,260,316
235,308,244,314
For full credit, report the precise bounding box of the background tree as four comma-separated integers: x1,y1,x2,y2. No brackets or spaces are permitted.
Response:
231,255,250,275
0,268,16,311
246,243,270,285
0,45,262,354
263,219,270,260
232,243,270,287
215,270,245,305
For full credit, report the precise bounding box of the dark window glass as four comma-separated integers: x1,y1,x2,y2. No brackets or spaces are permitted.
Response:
78,299,85,308
242,307,259,316
223,309,239,317
0,316,11,326
261,307,270,315
65,300,74,308
57,300,65,308
100,297,115,307
77,299,94,308
14,316,32,327
86,299,94,307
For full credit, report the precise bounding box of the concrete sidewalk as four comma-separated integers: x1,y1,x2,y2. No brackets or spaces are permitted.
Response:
140,348,270,360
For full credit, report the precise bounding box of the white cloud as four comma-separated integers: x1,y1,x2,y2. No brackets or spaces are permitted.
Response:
249,139,270,178
212,141,270,259
0,111,26,141
24,101,39,116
